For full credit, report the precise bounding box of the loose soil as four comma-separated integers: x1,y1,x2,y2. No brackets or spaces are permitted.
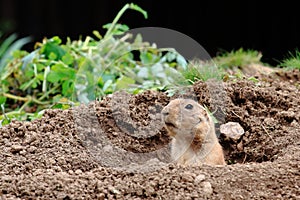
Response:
0,69,300,199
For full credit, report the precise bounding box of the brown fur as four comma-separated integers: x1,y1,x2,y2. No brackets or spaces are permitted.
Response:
161,98,226,166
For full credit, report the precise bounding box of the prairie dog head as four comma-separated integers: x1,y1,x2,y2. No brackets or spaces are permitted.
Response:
161,98,213,139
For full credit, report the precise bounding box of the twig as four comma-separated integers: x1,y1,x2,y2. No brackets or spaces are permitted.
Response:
38,84,60,101
261,124,275,144
242,154,247,164
104,4,130,39
3,93,28,102
3,92,49,105
231,110,241,118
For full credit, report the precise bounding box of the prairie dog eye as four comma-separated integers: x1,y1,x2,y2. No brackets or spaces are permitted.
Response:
185,104,193,110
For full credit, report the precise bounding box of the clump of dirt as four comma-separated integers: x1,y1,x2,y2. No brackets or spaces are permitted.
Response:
0,70,300,199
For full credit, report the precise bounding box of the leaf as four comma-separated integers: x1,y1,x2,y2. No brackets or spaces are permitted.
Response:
77,92,90,104
51,104,63,109
103,79,113,92
28,109,45,120
48,52,57,60
21,49,39,71
31,79,39,88
134,33,143,44
40,38,66,60
140,51,156,65
24,66,34,78
62,79,74,96
151,63,164,74
0,96,6,105
165,52,176,62
97,77,104,87
129,3,148,19
58,97,69,103
102,74,116,83
93,30,102,40
102,23,129,35
47,63,76,83
137,67,149,78
62,53,74,65
0,118,10,127
20,77,37,90
50,36,62,45
47,71,63,83
116,76,135,90
176,54,187,69
248,76,259,83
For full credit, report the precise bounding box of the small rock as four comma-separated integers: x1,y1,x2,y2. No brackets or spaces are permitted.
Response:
264,117,275,126
190,191,200,198
48,158,56,165
201,181,213,196
10,145,24,153
171,179,181,188
181,172,194,182
2,131,9,138
59,171,69,177
98,193,105,200
57,156,66,165
2,175,12,182
194,174,206,184
24,131,37,144
53,166,62,172
25,163,34,170
108,186,120,194
220,122,245,142
75,169,82,175
19,150,27,155
27,146,37,153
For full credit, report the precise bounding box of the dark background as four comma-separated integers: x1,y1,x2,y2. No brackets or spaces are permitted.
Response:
1,0,299,65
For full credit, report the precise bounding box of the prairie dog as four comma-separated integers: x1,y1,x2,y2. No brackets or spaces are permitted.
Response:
161,98,226,166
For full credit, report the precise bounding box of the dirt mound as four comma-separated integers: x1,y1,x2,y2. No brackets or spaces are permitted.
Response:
0,70,300,199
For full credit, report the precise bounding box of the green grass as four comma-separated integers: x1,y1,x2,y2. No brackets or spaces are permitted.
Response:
180,60,224,84
214,48,263,69
280,50,300,69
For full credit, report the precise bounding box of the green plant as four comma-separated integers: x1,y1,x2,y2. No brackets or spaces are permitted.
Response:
280,49,300,69
214,48,263,69
0,3,186,126
180,59,224,84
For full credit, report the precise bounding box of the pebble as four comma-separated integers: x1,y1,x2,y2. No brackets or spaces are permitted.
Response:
181,171,195,182
201,181,213,196
108,186,121,194
10,145,24,153
220,122,245,142
27,146,37,153
194,174,206,185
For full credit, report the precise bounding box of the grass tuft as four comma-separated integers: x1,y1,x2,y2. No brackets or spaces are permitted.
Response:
180,59,224,84
280,50,300,69
214,48,263,69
